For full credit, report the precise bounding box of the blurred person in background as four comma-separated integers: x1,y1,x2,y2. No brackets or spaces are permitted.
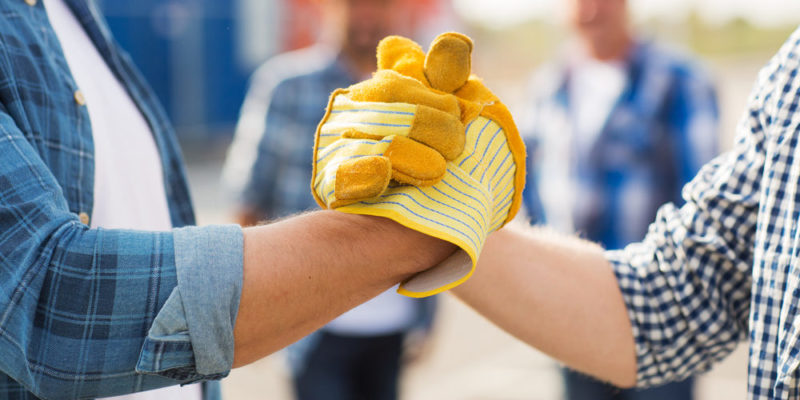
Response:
520,0,718,398
221,1,437,399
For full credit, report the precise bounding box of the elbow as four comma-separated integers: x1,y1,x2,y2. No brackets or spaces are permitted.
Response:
616,355,640,389
608,372,638,389
566,363,637,391
601,349,639,389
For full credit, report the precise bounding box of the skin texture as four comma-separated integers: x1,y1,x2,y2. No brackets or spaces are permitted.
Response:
458,0,639,386
566,0,633,61
233,0,637,385
453,224,638,388
229,3,454,364
337,0,400,76
232,211,454,367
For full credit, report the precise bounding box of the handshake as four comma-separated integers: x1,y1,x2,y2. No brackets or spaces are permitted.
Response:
311,33,526,297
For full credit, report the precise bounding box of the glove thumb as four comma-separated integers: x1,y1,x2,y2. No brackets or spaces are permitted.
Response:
424,32,473,93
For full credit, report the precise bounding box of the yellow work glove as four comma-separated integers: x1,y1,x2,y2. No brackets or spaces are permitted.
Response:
311,32,526,297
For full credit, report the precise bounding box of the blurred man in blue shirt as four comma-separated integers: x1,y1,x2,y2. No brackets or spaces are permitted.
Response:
520,0,719,398
222,1,437,399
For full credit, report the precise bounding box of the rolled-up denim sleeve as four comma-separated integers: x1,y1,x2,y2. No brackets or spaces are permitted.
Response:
0,106,245,398
136,225,243,380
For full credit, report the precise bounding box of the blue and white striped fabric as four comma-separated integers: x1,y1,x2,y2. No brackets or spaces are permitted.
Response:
608,28,800,398
315,93,518,296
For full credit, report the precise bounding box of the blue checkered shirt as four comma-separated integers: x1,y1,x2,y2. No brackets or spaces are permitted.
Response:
521,40,719,250
608,28,800,398
0,1,242,398
222,47,355,220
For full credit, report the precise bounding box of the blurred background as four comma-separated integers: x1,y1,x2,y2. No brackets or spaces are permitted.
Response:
95,0,799,398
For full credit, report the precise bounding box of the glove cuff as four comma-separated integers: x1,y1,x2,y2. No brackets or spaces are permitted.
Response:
336,162,491,297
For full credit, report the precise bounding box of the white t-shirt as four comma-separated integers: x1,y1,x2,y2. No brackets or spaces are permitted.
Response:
530,53,628,234
44,0,200,398
569,57,627,142
324,284,417,336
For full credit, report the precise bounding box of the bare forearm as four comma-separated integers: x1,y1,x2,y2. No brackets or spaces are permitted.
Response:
232,210,454,367
452,224,637,387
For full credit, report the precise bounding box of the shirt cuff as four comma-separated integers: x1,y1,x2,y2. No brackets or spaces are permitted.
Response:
606,245,678,388
137,225,244,380
175,224,244,375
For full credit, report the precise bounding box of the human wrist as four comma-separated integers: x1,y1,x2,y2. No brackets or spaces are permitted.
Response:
329,211,457,277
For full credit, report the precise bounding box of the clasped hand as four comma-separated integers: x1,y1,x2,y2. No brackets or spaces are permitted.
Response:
311,32,526,297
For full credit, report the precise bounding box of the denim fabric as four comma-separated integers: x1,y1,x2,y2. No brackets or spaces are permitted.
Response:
292,332,404,400
171,225,243,377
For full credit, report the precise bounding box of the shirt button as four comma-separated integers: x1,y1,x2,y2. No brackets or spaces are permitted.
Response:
24,0,36,6
74,90,86,106
78,212,90,225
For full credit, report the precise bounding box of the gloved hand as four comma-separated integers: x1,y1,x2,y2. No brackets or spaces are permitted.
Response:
311,32,526,297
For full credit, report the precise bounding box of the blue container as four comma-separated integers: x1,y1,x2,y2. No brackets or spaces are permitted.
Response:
99,0,272,141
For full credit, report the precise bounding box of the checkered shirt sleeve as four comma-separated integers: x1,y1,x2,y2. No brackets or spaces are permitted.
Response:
606,28,800,395
607,46,775,390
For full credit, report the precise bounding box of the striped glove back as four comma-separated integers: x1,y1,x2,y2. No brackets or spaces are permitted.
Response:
311,33,526,297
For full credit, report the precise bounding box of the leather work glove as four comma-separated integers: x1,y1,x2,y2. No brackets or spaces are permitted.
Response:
311,32,526,297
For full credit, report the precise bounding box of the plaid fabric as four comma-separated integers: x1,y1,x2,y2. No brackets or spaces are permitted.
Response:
222,47,355,220
521,40,719,250
0,1,241,398
608,28,800,398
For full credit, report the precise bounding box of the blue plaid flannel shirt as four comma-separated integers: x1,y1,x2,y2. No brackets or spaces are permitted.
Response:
521,40,719,250
0,1,242,398
608,28,800,398
222,47,354,219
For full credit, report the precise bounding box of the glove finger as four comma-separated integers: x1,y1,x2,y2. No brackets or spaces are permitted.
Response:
347,71,462,119
331,155,392,208
408,104,466,160
326,93,465,160
385,136,447,186
314,137,394,208
322,94,418,140
317,135,447,189
376,36,429,86
424,32,473,94
454,76,499,106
